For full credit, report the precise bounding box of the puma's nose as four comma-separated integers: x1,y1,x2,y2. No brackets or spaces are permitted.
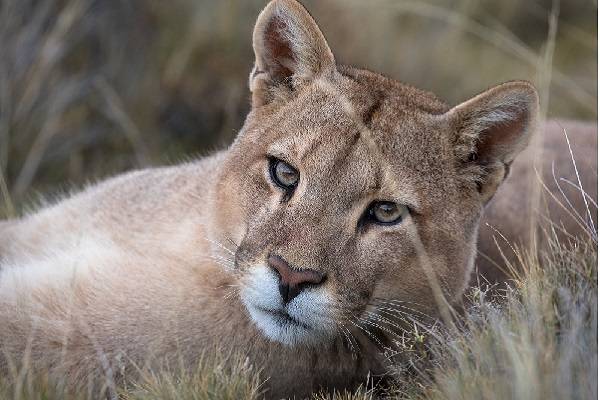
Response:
268,255,326,304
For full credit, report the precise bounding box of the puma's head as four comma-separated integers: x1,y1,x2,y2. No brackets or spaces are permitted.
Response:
211,0,538,346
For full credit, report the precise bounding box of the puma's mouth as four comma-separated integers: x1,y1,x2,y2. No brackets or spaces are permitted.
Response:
255,306,312,330
240,263,336,346
244,300,318,346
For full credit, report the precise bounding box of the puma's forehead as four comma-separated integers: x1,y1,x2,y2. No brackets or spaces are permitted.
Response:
247,68,454,211
337,67,450,116
261,67,450,131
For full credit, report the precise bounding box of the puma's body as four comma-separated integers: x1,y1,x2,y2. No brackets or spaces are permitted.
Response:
477,119,597,282
0,155,382,398
0,0,595,398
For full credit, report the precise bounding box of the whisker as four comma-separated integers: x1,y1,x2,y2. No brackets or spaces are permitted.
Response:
209,259,237,272
370,297,429,310
338,322,359,356
365,310,410,334
222,234,241,251
203,237,236,256
209,255,235,267
363,312,408,341
370,306,447,345
350,317,386,350
369,299,435,322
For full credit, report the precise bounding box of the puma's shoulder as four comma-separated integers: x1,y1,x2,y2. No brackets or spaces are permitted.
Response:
0,151,227,265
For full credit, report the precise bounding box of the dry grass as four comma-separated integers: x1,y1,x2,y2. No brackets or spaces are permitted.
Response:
0,352,265,400
0,0,597,399
401,237,597,400
120,354,264,400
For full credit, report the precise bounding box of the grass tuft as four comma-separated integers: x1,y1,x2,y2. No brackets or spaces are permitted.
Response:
121,353,264,400
0,352,264,400
413,236,597,400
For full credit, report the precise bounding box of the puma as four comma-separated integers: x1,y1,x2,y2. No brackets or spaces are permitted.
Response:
0,0,596,398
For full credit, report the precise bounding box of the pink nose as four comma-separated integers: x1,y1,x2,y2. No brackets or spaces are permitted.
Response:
267,255,326,303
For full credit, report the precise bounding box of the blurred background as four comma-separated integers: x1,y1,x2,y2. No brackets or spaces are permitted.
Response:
0,0,596,214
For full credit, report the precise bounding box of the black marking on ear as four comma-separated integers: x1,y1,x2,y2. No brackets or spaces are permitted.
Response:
475,180,483,193
358,289,370,301
338,68,360,83
503,162,512,180
350,130,361,146
364,95,383,126
251,67,265,79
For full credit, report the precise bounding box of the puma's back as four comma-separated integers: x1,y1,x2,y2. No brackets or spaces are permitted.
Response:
478,119,597,282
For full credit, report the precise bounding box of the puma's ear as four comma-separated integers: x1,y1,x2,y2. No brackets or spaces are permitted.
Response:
249,0,336,107
445,81,539,202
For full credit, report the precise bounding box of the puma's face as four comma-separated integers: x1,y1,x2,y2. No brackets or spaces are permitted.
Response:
224,75,480,346
211,0,538,346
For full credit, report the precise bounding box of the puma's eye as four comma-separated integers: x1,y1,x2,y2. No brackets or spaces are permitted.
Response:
367,201,408,225
269,158,299,190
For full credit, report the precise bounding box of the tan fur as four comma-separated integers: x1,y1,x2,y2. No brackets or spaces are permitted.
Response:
0,1,595,398
477,119,597,282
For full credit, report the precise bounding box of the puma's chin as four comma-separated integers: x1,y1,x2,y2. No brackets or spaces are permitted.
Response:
240,264,336,346
244,303,329,346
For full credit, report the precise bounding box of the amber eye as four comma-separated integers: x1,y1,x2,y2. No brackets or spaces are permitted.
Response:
367,201,408,225
269,158,299,190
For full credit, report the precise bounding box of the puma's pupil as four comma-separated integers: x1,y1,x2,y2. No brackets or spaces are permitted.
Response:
368,201,408,224
270,158,299,189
